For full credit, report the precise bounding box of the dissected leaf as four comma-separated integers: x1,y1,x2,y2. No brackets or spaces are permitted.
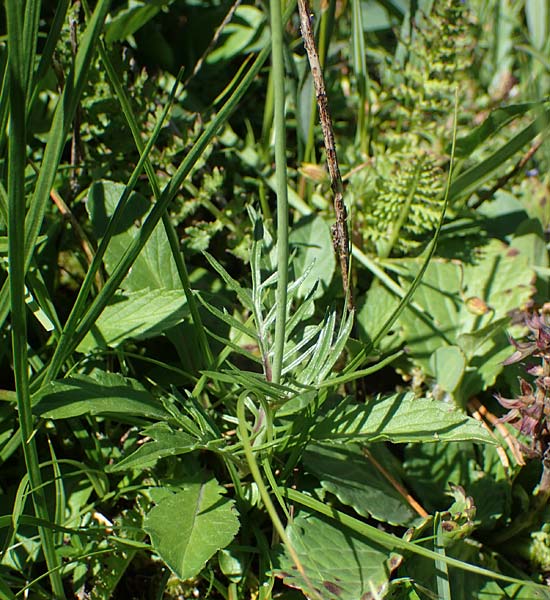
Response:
33,371,170,421
272,511,401,600
143,478,240,580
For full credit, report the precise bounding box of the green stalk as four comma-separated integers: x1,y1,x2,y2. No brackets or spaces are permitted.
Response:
269,0,289,385
237,396,322,600
44,2,296,382
351,0,369,154
95,48,213,370
5,1,64,595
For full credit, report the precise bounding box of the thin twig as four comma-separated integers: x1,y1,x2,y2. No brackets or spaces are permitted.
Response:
468,397,525,467
363,448,429,518
297,0,354,310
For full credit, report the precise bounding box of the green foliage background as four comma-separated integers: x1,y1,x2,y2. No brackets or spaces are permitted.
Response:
2,0,550,598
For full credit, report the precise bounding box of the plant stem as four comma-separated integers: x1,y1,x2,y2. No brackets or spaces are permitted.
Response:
269,0,289,385
5,1,64,595
237,396,322,600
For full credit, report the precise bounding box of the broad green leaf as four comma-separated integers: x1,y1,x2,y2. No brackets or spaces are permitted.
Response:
303,443,419,526
313,393,494,444
87,180,181,291
510,218,549,301
461,239,534,333
33,371,170,421
404,441,509,522
77,289,188,352
289,214,335,298
459,329,513,402
396,239,535,397
398,258,462,368
143,478,240,580
430,346,466,393
107,423,199,472
356,280,403,353
207,6,267,62
106,1,175,43
272,511,400,600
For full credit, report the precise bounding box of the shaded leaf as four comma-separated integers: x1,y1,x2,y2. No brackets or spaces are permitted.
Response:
303,443,419,526
33,371,170,421
87,180,181,291
313,393,494,444
272,511,400,600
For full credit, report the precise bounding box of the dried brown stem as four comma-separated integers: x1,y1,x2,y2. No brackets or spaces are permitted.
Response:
297,0,354,310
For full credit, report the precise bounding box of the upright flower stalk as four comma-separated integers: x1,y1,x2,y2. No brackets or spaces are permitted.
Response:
269,0,289,385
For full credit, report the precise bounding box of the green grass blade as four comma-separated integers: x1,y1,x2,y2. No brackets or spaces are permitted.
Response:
449,107,550,202
24,0,111,276
46,32,291,378
28,0,70,113
5,1,64,595
44,73,180,384
95,39,213,370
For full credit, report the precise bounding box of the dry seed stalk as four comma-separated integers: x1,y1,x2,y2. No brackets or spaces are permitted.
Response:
297,0,354,310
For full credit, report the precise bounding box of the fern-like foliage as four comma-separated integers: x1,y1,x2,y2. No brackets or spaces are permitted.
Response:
379,0,474,146
361,151,444,257
351,0,475,257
